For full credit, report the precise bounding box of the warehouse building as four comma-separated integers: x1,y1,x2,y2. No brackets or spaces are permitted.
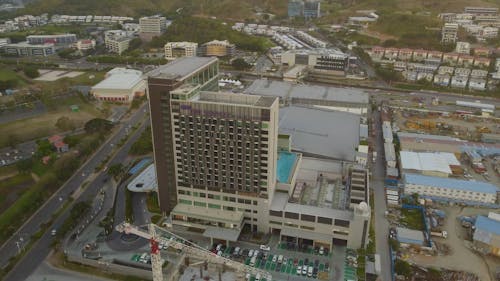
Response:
403,173,498,205
396,227,425,246
382,121,393,143
473,212,500,257
244,79,369,114
281,48,349,77
384,142,396,168
91,68,146,102
399,151,461,177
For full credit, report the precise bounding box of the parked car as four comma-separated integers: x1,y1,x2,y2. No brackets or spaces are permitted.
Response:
248,249,254,257
319,246,324,255
272,255,277,263
277,255,283,264
297,265,302,275
302,266,307,275
260,244,271,251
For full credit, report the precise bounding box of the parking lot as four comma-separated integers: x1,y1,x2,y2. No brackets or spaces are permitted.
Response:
210,243,331,280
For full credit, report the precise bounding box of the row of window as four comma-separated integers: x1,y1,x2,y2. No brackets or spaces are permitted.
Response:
269,210,349,227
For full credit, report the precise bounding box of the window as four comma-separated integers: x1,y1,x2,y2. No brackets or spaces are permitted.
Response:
179,199,192,205
223,206,235,211
301,214,316,222
269,221,282,225
334,219,350,228
208,203,221,209
194,201,207,207
285,212,299,220
300,225,315,231
270,210,282,217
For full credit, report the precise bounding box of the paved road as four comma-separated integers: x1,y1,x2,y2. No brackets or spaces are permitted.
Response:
1,103,148,281
371,108,392,281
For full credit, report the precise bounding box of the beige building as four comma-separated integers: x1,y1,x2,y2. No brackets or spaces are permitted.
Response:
200,40,235,57
441,23,458,43
139,15,167,41
91,68,146,102
164,41,198,60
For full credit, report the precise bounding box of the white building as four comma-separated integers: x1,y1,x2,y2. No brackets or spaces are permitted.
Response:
382,121,393,143
384,142,396,168
73,39,96,51
441,23,458,43
139,15,167,41
400,151,460,177
469,78,487,91
455,41,471,54
164,42,198,60
403,173,498,205
91,68,146,103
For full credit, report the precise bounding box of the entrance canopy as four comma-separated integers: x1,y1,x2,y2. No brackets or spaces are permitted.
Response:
203,226,242,242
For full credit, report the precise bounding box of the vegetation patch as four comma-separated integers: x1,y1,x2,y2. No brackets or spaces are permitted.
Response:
400,208,425,230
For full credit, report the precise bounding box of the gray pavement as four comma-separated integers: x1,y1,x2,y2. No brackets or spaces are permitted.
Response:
0,101,46,125
26,261,112,281
1,103,149,281
372,108,392,281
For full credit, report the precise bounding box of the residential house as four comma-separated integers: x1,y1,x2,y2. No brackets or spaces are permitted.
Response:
481,27,498,39
408,63,438,74
417,72,433,82
384,48,399,60
458,55,475,66
441,23,458,43
412,49,428,61
443,53,459,64
405,71,418,81
455,67,471,77
427,51,443,61
438,66,455,75
398,48,413,60
474,47,491,57
393,61,407,71
495,58,500,71
370,46,385,59
471,69,488,79
48,135,69,153
434,74,451,86
451,75,469,88
474,57,491,68
469,78,487,91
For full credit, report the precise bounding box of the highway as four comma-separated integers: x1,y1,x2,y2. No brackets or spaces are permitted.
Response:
1,103,148,281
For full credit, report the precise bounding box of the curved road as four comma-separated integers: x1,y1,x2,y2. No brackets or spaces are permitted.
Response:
1,104,148,281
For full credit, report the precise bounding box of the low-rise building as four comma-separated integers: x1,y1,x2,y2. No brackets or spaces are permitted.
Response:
91,68,146,102
474,57,491,68
469,78,487,91
471,69,488,78
370,46,385,59
427,51,443,61
455,41,471,54
396,227,425,246
400,151,460,177
384,142,396,168
455,67,471,77
1,41,55,56
393,61,407,71
441,23,458,43
473,213,500,256
438,66,454,75
458,55,475,66
73,39,95,51
164,41,198,60
481,26,499,39
474,47,491,56
200,40,235,57
434,74,451,86
403,173,498,205
443,53,459,64
412,49,428,61
384,48,399,60
26,34,77,47
451,75,469,88
398,48,413,61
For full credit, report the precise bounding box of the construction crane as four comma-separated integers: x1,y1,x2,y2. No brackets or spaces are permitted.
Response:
116,222,272,281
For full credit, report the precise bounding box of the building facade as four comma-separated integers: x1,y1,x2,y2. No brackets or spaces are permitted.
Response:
2,42,55,56
441,23,458,43
200,40,235,57
165,42,198,60
104,30,132,55
26,34,77,46
139,15,167,41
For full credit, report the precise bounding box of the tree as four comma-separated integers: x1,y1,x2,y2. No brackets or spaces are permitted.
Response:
23,66,39,79
394,259,412,278
107,163,124,179
35,139,53,158
129,38,142,50
231,58,252,70
55,116,76,131
16,158,34,173
84,118,113,134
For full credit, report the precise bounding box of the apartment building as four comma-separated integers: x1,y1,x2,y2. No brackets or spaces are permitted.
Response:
147,57,371,249
287,0,320,19
165,42,198,60
441,23,458,43
104,30,132,55
200,40,235,57
139,15,167,41
455,42,471,54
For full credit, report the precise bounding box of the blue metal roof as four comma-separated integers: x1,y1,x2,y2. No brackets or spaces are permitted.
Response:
404,173,499,195
475,215,500,236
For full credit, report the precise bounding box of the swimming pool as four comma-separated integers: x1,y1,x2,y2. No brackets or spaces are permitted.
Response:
277,152,297,183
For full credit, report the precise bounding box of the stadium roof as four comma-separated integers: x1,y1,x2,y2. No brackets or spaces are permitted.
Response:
279,106,360,161
92,68,143,90
400,151,460,175
404,173,499,194
244,79,369,105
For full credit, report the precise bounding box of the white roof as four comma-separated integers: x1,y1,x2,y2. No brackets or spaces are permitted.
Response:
92,68,143,90
400,151,460,175
127,164,157,192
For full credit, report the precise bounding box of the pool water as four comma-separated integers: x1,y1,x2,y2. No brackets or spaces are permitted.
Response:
277,152,297,183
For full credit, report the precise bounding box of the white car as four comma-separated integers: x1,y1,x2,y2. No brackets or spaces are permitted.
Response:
255,273,261,281
272,255,277,263
248,249,254,257
253,250,259,257
217,250,223,256
319,246,324,255
245,273,251,281
216,244,223,251
297,266,302,275
302,266,307,275
260,244,271,251
277,255,283,264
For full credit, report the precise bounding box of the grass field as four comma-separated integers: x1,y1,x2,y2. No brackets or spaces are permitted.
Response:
0,68,28,87
0,173,35,214
400,208,425,230
0,95,105,148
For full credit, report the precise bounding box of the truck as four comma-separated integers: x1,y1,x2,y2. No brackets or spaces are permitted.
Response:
430,231,448,238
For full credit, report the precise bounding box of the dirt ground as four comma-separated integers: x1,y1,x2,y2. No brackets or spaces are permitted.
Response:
407,206,499,281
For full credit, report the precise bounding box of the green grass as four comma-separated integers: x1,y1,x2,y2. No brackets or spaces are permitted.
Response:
400,208,425,230
0,173,34,210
